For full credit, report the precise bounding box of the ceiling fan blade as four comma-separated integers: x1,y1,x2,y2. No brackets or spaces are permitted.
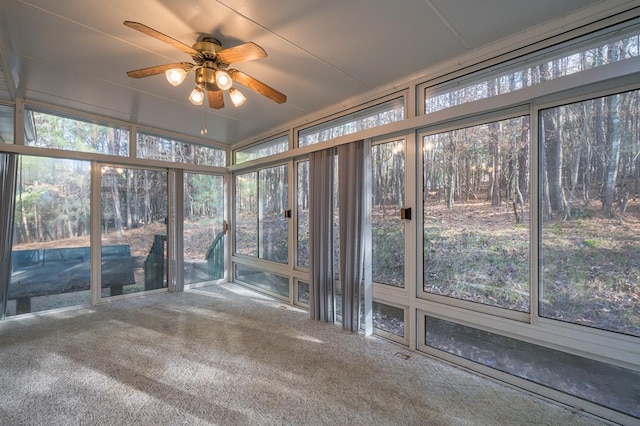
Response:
208,90,224,109
124,21,200,58
126,62,193,78
228,69,287,104
217,42,267,64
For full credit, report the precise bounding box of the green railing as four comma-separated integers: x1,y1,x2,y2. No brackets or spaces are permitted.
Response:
205,231,225,280
144,234,166,290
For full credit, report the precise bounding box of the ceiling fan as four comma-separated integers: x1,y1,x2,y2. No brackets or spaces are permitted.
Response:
123,21,287,110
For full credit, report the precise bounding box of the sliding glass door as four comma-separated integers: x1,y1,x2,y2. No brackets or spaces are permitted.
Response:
183,173,225,285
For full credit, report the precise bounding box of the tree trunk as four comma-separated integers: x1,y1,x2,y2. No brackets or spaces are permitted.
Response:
541,108,565,214
126,169,133,229
602,93,622,216
490,122,501,207
601,41,626,216
518,118,529,206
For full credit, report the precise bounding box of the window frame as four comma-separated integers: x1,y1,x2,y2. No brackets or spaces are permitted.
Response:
532,83,640,340
417,17,640,118
231,155,299,304
296,92,406,148
136,130,226,167
233,133,290,165
417,106,532,323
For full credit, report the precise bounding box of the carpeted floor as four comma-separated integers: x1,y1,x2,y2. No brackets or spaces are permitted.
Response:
0,283,606,425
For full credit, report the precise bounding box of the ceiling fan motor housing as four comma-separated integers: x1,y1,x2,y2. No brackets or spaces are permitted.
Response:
195,66,220,91
192,38,223,62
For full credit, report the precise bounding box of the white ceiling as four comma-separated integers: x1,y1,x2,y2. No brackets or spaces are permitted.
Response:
0,0,630,146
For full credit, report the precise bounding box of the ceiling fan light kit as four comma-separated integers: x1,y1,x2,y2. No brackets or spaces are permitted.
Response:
165,67,187,86
124,21,286,112
229,88,247,107
188,86,205,105
215,70,233,90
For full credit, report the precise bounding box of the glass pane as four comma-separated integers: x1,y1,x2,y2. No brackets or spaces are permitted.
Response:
8,156,91,316
540,90,640,337
235,135,288,164
137,133,226,167
372,140,405,287
184,173,225,284
299,97,404,147
101,166,167,297
373,301,405,337
259,164,288,263
425,316,640,419
234,172,257,257
0,103,14,144
426,26,640,114
234,264,289,297
26,109,129,155
297,280,309,304
297,161,309,268
423,116,530,312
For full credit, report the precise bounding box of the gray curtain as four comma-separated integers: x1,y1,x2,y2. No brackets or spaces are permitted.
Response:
338,141,372,334
309,148,335,322
0,154,18,319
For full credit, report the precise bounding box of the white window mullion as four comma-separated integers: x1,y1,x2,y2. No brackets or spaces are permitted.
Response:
90,161,102,305
405,131,418,350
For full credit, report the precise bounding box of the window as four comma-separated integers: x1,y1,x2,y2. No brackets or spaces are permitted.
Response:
423,116,530,312
235,135,288,164
0,103,14,144
234,264,289,298
424,25,640,114
100,165,168,297
539,89,640,337
234,172,257,257
234,164,289,264
296,280,310,305
296,161,310,268
259,164,289,263
137,132,226,167
26,109,129,155
8,156,91,315
372,140,405,287
424,315,640,419
298,97,404,147
373,301,405,338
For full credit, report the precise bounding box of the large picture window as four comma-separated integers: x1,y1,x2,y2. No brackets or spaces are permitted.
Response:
539,89,640,337
8,156,91,315
423,116,530,312
100,166,168,297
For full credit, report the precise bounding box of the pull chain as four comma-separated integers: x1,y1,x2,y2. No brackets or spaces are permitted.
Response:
201,98,208,135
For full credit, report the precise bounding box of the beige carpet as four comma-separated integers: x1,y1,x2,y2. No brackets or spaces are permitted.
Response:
0,283,605,425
